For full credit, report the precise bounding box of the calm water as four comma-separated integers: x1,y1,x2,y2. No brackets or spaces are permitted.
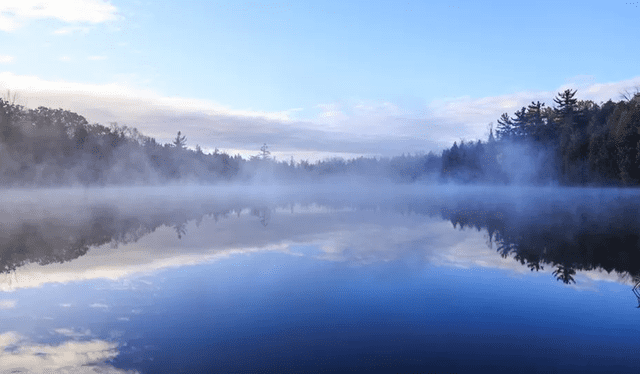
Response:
1,185,640,373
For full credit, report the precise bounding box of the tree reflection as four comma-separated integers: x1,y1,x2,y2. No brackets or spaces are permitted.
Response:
0,203,245,274
552,264,577,285
251,207,271,227
633,278,640,308
174,222,187,239
427,194,640,305
0,199,279,274
2,188,640,306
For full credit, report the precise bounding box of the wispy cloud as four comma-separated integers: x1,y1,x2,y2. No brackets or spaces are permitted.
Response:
0,55,14,63
0,0,118,32
1,72,640,160
0,73,441,158
53,328,92,337
90,303,109,309
0,14,21,32
0,300,16,309
427,75,640,144
53,25,91,35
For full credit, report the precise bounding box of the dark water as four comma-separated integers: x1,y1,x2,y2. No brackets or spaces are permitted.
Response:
1,185,640,373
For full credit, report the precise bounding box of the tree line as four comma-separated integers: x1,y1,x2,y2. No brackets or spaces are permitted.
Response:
1,88,640,186
0,98,443,185
441,89,640,185
0,99,243,185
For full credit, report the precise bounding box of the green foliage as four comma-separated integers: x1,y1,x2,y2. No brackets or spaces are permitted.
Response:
173,131,187,149
0,101,244,185
441,89,640,186
4,88,640,187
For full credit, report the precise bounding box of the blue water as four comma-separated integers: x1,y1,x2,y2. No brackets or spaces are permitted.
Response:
0,188,639,373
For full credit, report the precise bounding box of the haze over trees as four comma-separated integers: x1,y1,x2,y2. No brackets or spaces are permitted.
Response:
441,89,640,186
0,88,639,186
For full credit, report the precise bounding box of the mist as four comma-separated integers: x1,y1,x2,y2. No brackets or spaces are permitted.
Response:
2,181,639,373
1,183,638,278
3,88,640,188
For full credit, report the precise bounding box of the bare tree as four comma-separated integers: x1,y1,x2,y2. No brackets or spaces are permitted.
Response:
2,90,19,105
620,86,640,102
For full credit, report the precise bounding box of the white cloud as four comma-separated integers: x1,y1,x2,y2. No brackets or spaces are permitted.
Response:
53,328,91,338
0,0,118,32
0,55,14,63
427,75,640,144
0,72,442,156
0,331,136,374
2,71,640,160
0,72,365,156
0,300,16,309
315,103,347,123
90,303,109,309
0,13,21,32
53,26,91,35
0,72,296,122
0,331,22,347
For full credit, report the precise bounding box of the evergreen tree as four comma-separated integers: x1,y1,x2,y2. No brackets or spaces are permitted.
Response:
173,131,187,149
554,89,578,124
496,113,515,140
525,101,546,141
259,143,271,160
553,89,580,180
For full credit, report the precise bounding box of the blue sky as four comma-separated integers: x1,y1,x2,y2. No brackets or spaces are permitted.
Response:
1,0,640,160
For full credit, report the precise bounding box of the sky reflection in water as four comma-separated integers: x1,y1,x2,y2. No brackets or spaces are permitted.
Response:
0,185,639,373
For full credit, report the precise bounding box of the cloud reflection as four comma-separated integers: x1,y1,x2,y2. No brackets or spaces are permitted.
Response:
0,300,16,309
0,186,637,292
0,332,136,374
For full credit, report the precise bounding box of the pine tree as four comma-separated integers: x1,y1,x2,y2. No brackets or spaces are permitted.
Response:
511,107,528,139
259,143,271,160
526,101,546,141
496,113,515,140
173,131,186,149
553,89,578,129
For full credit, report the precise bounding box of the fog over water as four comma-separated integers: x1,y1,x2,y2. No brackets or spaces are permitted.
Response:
5,1,640,371
1,183,638,284
1,183,640,373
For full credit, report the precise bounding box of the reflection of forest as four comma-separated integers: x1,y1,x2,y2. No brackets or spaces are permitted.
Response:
0,201,257,274
426,197,640,285
2,189,640,290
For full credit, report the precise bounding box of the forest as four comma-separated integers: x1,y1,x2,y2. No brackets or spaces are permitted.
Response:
0,89,639,186
441,89,640,186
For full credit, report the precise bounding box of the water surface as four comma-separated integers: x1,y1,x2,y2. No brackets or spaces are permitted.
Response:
1,185,639,373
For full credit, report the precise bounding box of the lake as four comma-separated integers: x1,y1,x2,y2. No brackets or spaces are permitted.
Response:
1,184,639,373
